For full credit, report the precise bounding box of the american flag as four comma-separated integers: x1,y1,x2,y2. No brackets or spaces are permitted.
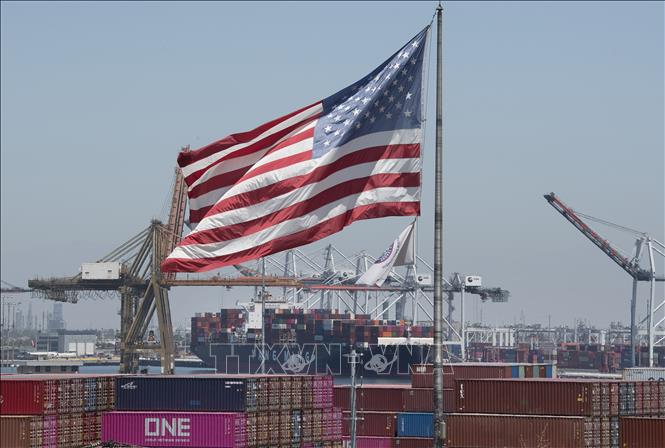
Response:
161,26,430,273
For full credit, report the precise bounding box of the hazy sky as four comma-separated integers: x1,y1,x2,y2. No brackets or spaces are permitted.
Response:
1,2,663,332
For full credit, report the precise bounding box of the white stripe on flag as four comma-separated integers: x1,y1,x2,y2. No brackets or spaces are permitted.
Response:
195,157,420,232
170,186,420,260
208,128,421,205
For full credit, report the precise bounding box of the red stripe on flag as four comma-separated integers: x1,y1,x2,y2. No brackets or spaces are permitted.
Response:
161,201,420,273
183,117,318,186
190,143,419,224
188,127,315,200
182,172,420,246
188,166,247,200
178,102,320,167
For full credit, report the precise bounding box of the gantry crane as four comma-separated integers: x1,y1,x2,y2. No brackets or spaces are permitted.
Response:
544,192,665,366
29,166,188,373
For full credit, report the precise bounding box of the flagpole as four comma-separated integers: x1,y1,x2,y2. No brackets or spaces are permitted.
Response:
433,2,446,447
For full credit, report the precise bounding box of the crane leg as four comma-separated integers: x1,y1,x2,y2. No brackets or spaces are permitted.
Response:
119,290,134,373
154,284,175,374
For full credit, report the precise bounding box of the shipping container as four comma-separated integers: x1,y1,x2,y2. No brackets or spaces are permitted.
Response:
410,362,556,389
619,416,665,447
454,378,611,416
335,387,453,414
1,375,115,415
445,413,592,448
342,412,397,437
396,413,433,438
0,412,103,448
334,385,408,412
81,262,121,280
623,367,665,381
401,388,454,413
116,376,250,412
1,416,43,448
116,375,328,413
102,411,247,448
0,379,49,415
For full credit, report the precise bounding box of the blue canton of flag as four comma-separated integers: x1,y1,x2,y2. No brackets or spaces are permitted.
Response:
312,27,429,158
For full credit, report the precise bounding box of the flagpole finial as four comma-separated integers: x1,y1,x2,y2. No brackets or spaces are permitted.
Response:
437,1,442,11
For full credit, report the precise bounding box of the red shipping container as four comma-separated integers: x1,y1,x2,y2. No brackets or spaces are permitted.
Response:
410,373,432,388
342,411,397,437
0,379,54,415
446,413,592,448
442,364,512,388
619,416,665,447
454,378,604,416
402,388,432,412
334,385,408,412
102,412,247,447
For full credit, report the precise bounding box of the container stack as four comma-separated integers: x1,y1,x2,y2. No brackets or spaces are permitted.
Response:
105,375,342,447
468,342,665,371
192,309,433,346
447,378,665,448
0,374,116,448
191,309,253,345
333,362,557,447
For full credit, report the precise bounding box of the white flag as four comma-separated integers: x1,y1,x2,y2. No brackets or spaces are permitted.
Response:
356,222,415,287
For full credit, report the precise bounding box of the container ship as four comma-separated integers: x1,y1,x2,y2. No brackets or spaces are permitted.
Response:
191,304,665,376
191,306,443,377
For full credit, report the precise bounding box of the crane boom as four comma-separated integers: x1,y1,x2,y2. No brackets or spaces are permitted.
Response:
0,280,31,293
544,192,655,281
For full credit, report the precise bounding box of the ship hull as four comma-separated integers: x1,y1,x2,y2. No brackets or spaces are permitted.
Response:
192,342,439,377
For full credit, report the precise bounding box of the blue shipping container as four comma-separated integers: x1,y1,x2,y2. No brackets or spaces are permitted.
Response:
545,365,553,378
397,412,433,438
115,376,247,411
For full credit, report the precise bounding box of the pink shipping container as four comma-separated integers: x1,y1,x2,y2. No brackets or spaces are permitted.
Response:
102,412,247,448
313,376,334,409
322,407,343,442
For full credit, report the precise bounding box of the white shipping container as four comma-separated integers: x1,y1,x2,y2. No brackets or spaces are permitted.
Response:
81,262,121,280
246,304,262,329
85,342,95,355
622,367,665,381
464,275,482,287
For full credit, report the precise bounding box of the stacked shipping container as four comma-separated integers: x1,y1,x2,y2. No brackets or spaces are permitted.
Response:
0,374,115,448
192,309,433,347
619,416,665,447
467,342,665,371
105,375,342,448
448,378,665,448
333,363,556,447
